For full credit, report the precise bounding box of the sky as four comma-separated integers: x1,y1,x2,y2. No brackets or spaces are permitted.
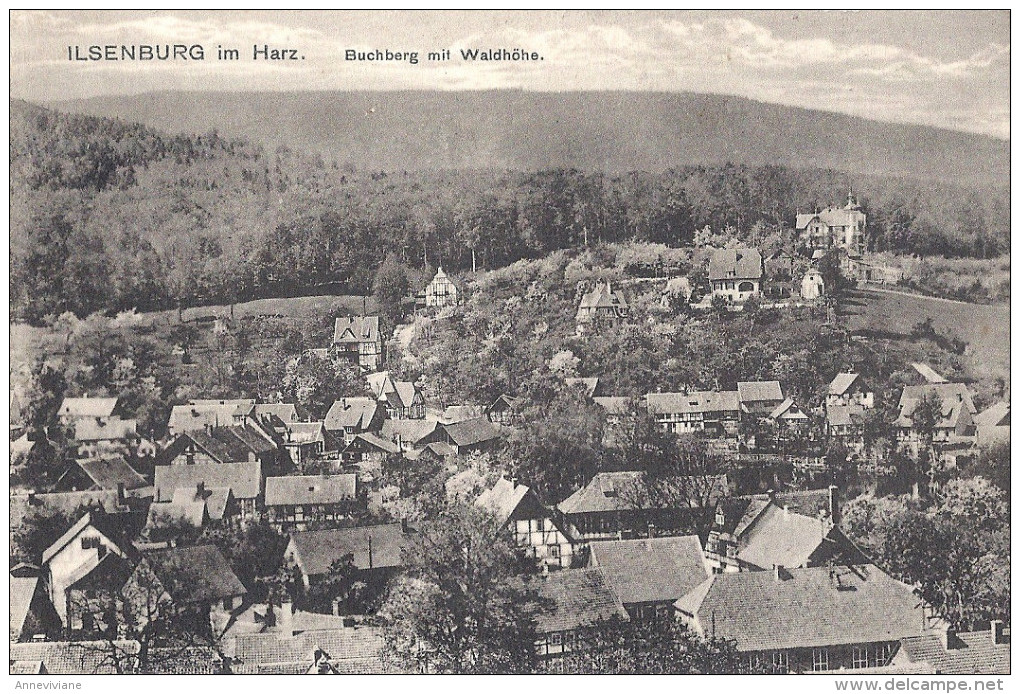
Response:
9,10,1011,138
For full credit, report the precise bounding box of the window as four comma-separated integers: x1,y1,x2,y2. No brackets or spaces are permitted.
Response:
549,544,560,558
852,646,868,669
551,633,562,646
772,650,789,673
812,647,829,672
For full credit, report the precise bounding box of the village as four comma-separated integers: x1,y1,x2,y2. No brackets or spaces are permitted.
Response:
8,192,1010,676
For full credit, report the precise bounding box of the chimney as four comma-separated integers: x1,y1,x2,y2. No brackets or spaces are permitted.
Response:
333,598,343,617
828,486,841,526
767,488,776,501
197,481,206,498
647,523,656,538
773,564,784,582
117,482,125,505
278,600,294,637
991,620,1005,645
941,624,958,650
783,504,789,518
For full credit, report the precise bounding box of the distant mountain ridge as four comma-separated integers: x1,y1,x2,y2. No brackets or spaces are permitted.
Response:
49,90,1007,187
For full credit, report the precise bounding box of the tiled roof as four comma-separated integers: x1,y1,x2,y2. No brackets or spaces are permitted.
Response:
10,661,44,674
10,640,140,674
154,461,262,501
254,403,298,422
42,511,128,564
768,397,807,421
645,390,740,415
897,384,976,428
59,397,118,419
333,316,380,344
284,422,327,444
440,404,487,424
899,630,1010,675
532,568,628,634
708,248,763,281
344,433,401,455
264,474,358,507
828,372,861,396
381,419,439,445
558,472,726,515
593,396,633,415
795,206,863,231
366,371,395,398
10,575,39,636
73,416,137,442
444,416,502,448
168,399,254,432
737,380,784,404
911,363,948,384
675,564,938,652
147,498,206,529
772,488,834,520
974,402,1010,429
74,457,148,490
16,489,133,521
324,397,380,431
735,504,829,570
475,478,530,525
579,284,628,311
387,382,420,411
827,403,865,428
232,626,390,674
288,523,406,575
565,377,600,398
141,545,247,603
590,536,710,606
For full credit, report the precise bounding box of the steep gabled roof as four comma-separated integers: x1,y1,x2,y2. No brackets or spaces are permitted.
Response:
532,568,628,634
444,416,502,448
768,397,808,421
380,419,439,446
897,384,977,428
735,504,830,570
565,376,600,398
284,422,327,444
153,461,262,501
11,575,41,637
558,472,726,515
73,457,148,491
899,630,1010,675
74,416,137,442
41,511,128,565
287,524,406,575
827,403,865,428
264,474,358,507
168,399,255,432
974,402,1010,429
675,564,939,652
10,641,140,674
590,536,710,606
141,545,246,603
232,626,391,675
343,433,401,455
737,380,784,404
325,397,381,431
911,363,948,384
333,316,380,344
254,403,299,423
475,478,531,525
578,284,627,311
708,248,762,282
828,372,862,396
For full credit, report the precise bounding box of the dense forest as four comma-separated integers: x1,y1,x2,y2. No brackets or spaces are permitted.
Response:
10,100,1010,324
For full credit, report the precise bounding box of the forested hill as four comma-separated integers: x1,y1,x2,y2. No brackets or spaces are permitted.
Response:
10,99,1009,324
52,90,1008,188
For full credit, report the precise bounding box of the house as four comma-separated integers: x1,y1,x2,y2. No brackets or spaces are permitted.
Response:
340,433,401,471
285,523,407,590
11,570,61,642
532,567,629,662
124,545,247,637
73,416,140,459
12,487,142,527
895,383,977,458
827,372,875,410
674,564,943,673
379,418,443,453
423,266,458,308
708,248,763,303
264,474,360,530
55,457,149,493
704,487,866,573
232,624,393,674
441,416,503,455
564,376,601,398
332,316,384,371
58,396,118,424
166,399,256,436
796,192,867,255
154,461,263,519
800,269,825,301
159,425,278,470
435,404,487,424
325,397,386,446
41,511,135,629
475,477,576,569
10,432,36,463
737,381,785,419
593,396,637,430
282,422,331,468
589,535,710,622
911,362,949,385
367,372,425,420
646,390,741,438
145,486,214,537
767,398,809,430
893,622,1010,675
557,471,728,540
826,404,867,452
576,282,628,326
974,402,1010,448
485,394,517,426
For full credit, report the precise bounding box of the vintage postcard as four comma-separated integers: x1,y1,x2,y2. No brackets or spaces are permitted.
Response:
8,10,1010,681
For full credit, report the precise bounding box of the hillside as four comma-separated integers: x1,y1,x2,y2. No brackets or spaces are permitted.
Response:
51,90,1008,188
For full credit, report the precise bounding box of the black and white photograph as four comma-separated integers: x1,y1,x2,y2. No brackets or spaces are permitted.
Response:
7,10,1011,680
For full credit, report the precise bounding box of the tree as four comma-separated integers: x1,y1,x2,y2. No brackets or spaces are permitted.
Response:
381,452,446,499
378,500,539,673
282,350,365,419
373,253,410,326
963,441,1010,499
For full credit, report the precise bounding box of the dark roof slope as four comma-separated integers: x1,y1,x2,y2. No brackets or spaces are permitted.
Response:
444,416,502,448
590,536,710,606
899,630,1010,675
532,568,628,634
154,461,262,501
288,523,406,575
708,248,762,281
75,457,148,491
141,545,247,603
